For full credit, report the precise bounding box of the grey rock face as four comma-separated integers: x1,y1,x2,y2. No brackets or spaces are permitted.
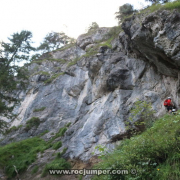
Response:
107,67,134,90
2,10,180,162
85,44,96,52
77,27,111,50
52,45,85,61
77,35,93,50
122,9,180,77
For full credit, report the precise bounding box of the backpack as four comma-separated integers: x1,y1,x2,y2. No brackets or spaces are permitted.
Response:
164,99,168,106
164,99,171,106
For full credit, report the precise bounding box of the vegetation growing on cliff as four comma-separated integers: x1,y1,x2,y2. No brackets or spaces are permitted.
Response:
53,43,76,52
44,72,65,84
32,57,66,63
33,107,46,112
52,141,62,150
25,117,41,131
137,0,180,16
127,100,156,132
48,124,69,144
37,31,75,53
116,0,180,24
5,125,23,135
86,22,100,34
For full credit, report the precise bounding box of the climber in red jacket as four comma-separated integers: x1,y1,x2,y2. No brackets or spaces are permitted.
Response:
164,97,173,113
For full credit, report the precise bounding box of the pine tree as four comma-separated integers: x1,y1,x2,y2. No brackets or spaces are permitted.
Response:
0,30,35,132
87,22,99,33
115,3,134,24
37,31,75,53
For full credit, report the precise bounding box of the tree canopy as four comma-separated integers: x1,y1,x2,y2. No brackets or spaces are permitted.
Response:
87,22,99,33
37,31,75,53
0,30,35,132
115,3,134,24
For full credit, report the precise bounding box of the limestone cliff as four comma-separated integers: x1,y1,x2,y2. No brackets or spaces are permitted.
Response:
1,9,180,165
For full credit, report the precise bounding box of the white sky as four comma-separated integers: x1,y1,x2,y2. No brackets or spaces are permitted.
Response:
0,0,149,47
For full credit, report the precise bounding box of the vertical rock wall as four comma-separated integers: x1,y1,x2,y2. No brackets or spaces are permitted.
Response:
1,10,180,161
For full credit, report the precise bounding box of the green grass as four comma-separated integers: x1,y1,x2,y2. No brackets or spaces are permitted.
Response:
41,158,71,177
31,58,66,66
25,117,41,131
53,43,76,52
0,123,71,178
52,141,62,150
67,57,82,67
56,126,67,137
48,127,67,144
67,49,99,68
122,1,180,24
47,58,66,63
5,125,23,134
104,26,122,40
66,50,98,68
139,3,162,14
33,107,46,112
164,0,180,10
31,60,44,65
0,137,48,178
86,36,115,54
66,122,71,127
31,165,39,174
38,130,49,137
93,111,180,180
0,124,71,178
83,50,98,57
99,37,114,49
138,0,180,15
59,147,68,156
67,35,118,68
54,148,68,159
39,71,50,75
44,72,65,84
48,124,70,144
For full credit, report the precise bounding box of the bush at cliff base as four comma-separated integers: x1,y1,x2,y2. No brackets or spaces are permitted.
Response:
93,111,180,180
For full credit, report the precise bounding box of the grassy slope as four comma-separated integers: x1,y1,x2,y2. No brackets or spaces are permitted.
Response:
0,137,47,178
0,125,70,179
93,111,180,180
122,0,180,23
